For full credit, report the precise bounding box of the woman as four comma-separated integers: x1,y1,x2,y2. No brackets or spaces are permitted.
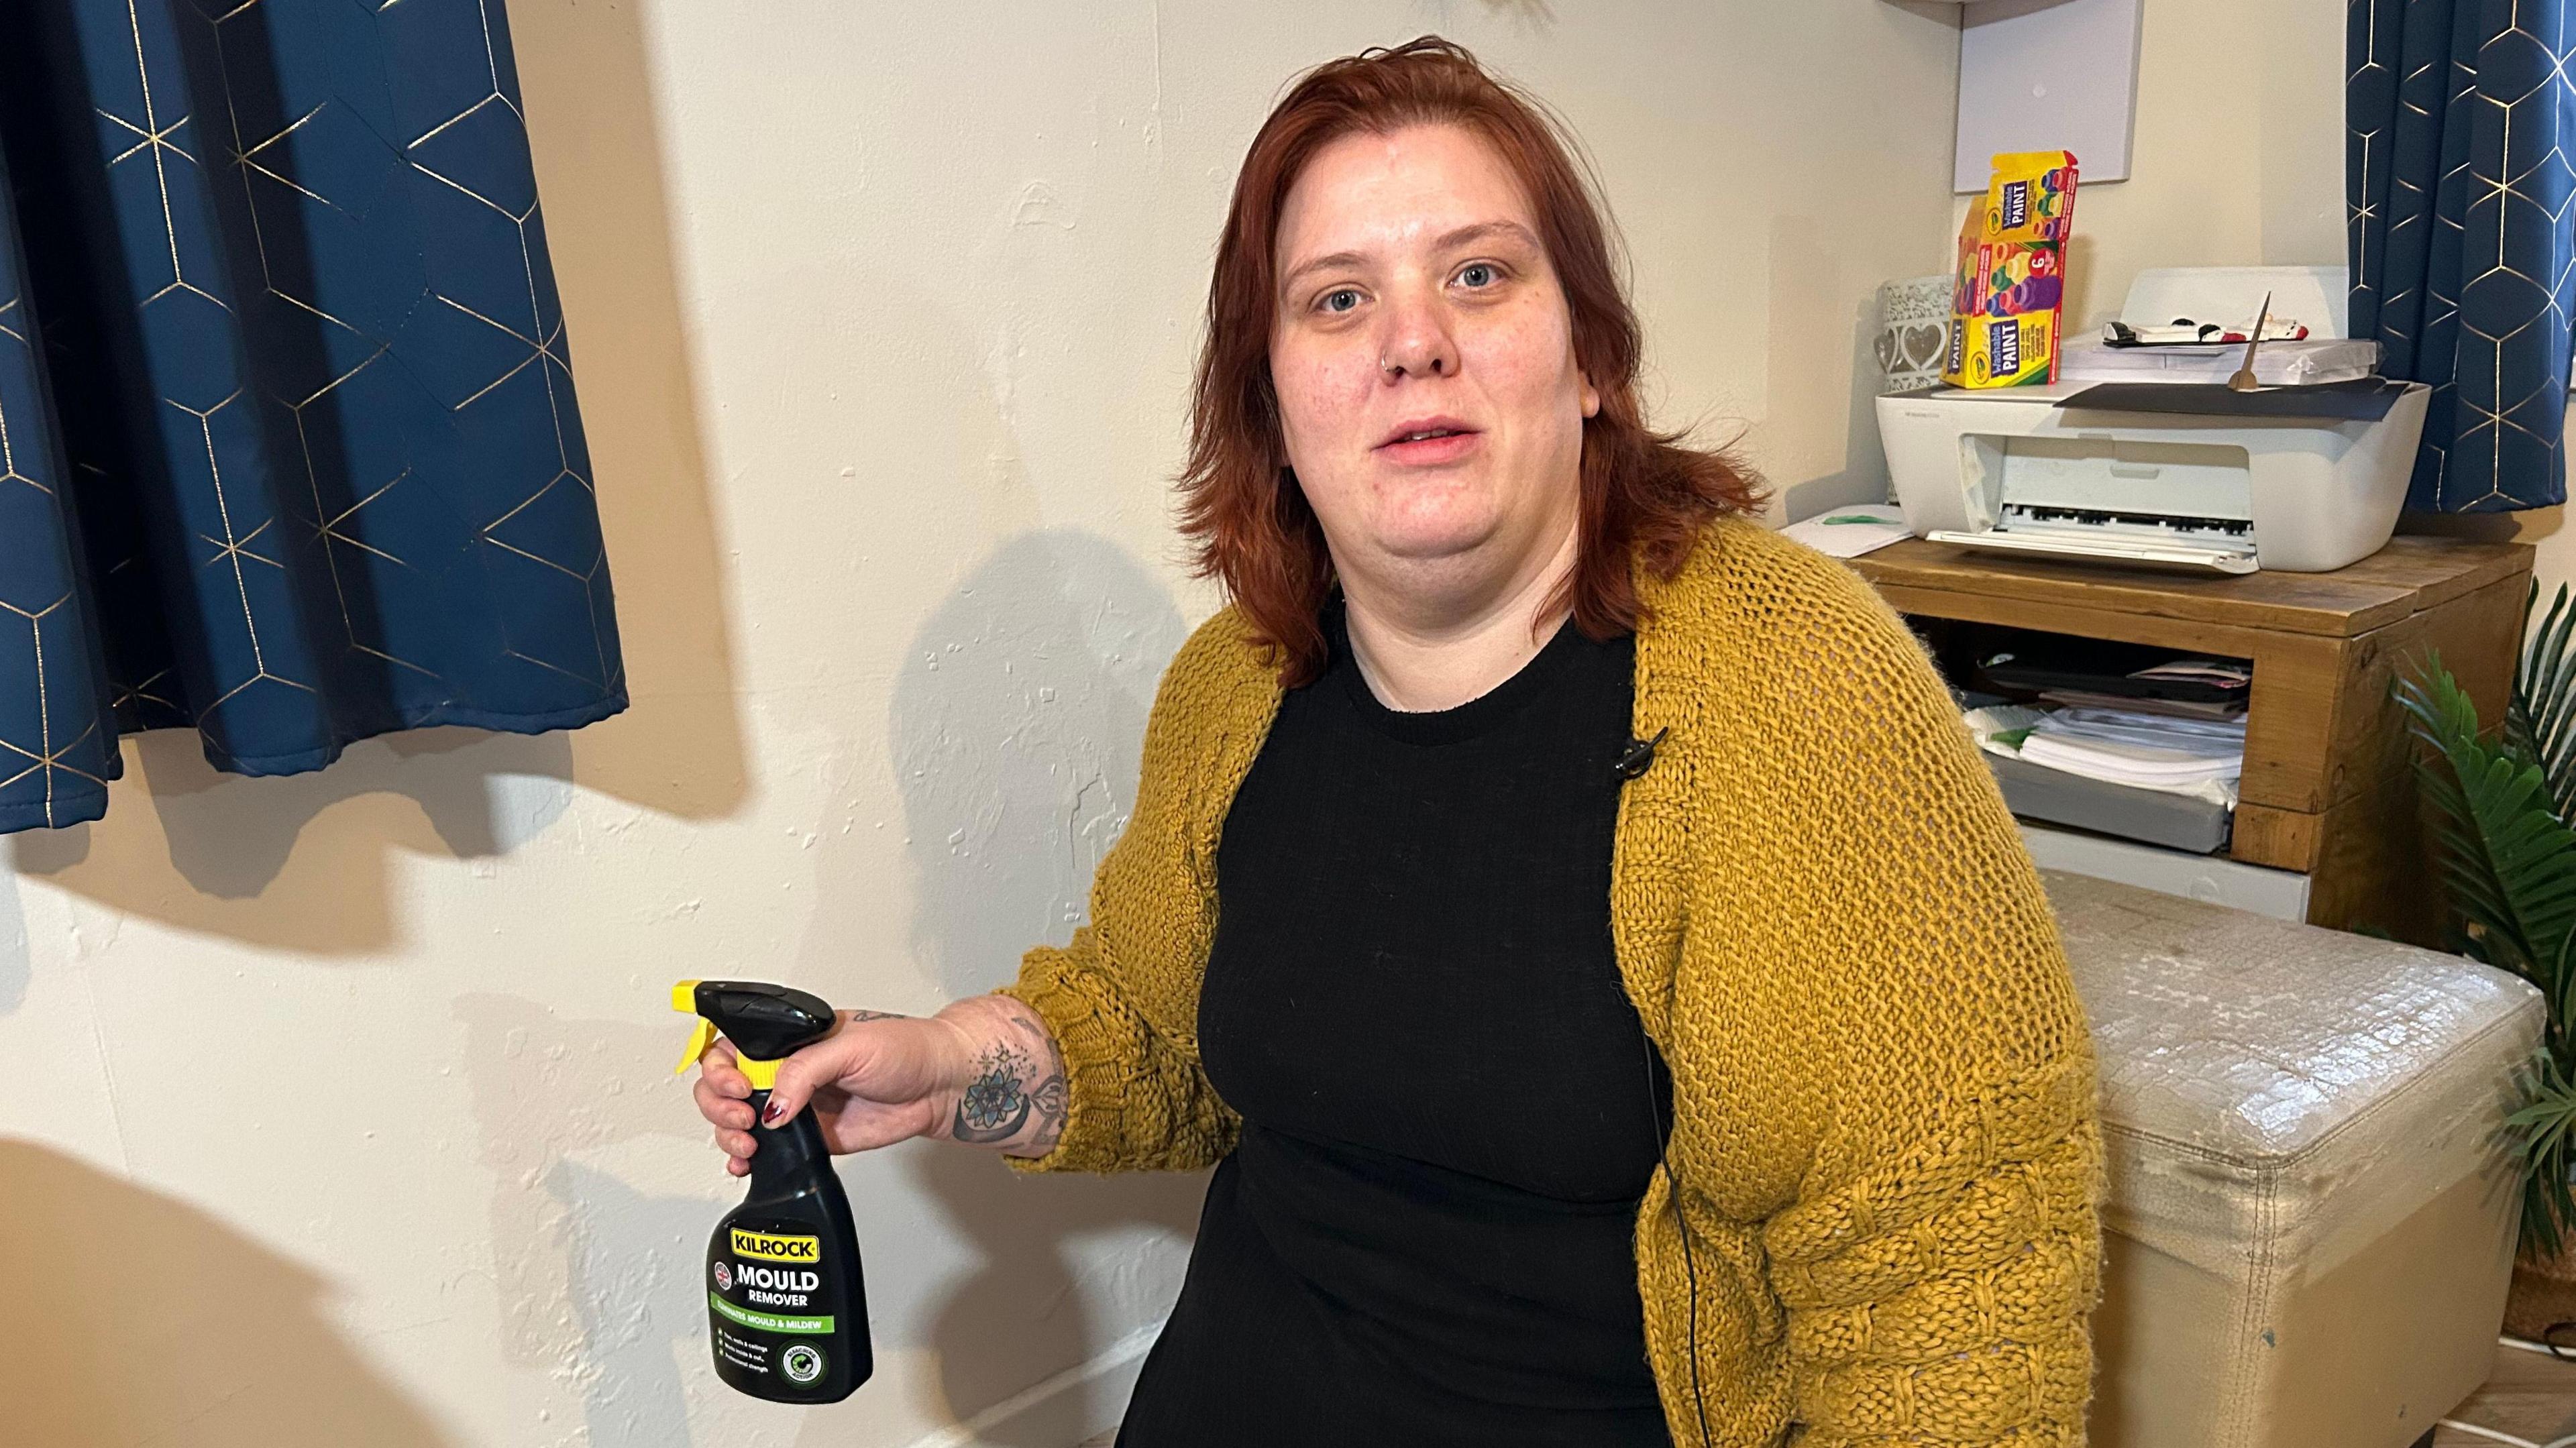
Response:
696,37,2102,1447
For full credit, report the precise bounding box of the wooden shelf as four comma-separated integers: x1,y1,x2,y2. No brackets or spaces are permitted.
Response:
1851,536,2527,637
1849,537,2534,944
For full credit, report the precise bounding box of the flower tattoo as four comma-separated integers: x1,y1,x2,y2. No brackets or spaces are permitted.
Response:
953,1044,1035,1142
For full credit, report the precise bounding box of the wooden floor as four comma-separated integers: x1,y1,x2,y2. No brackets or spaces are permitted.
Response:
2438,1339,2576,1447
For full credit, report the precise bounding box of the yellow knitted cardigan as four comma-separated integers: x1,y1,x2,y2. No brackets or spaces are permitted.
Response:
1000,516,2104,1447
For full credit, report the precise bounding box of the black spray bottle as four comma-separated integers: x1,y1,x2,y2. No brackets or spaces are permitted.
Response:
672,979,872,1402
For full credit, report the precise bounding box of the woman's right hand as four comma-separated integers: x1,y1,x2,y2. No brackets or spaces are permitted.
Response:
693,1009,957,1176
692,994,1069,1175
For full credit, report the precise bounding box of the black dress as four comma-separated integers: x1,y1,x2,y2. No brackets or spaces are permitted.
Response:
1116,598,1676,1447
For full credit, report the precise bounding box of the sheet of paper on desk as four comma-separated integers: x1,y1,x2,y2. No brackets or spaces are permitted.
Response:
1782,504,1911,559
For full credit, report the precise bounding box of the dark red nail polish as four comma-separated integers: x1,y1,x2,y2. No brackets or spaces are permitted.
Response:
761,1098,785,1125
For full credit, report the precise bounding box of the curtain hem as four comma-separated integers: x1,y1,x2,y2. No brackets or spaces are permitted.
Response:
0,788,111,834
195,693,631,778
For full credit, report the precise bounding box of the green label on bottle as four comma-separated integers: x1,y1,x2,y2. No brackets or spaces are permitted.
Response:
710,1292,835,1335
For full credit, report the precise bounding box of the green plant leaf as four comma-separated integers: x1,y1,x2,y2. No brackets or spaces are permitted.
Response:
2402,618,2576,1262
2390,613,2576,1257
2519,583,2576,814
2398,661,2576,985
2506,1050,2576,1260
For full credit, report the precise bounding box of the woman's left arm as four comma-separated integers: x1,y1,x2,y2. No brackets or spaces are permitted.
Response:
1761,1049,2104,1446
1731,544,2108,1447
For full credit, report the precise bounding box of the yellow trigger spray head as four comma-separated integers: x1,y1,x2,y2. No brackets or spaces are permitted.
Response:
672,979,837,1095
672,981,717,1074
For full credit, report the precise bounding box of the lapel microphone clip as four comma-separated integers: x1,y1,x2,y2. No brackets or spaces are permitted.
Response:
1613,726,1670,781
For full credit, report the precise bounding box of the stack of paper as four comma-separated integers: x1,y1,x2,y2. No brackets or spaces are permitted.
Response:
2059,335,2380,388
1966,704,2243,810
2023,708,2243,788
2038,688,2243,721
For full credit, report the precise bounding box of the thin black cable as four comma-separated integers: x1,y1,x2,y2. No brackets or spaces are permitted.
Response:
1618,728,1711,1447
2548,1321,2576,1361
1641,1021,1713,1448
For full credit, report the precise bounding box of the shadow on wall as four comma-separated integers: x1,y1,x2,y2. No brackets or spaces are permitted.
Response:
8,727,579,952
1766,212,1894,525
894,1147,1202,1447
878,530,1209,1437
0,1139,453,1447
0,0,749,956
881,530,1189,1001
551,1159,720,1448
453,991,716,1448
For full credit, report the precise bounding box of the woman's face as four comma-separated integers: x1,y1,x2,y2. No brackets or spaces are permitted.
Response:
1268,123,1599,592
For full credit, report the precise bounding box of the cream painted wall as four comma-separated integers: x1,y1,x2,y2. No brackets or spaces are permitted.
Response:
0,3,1964,1446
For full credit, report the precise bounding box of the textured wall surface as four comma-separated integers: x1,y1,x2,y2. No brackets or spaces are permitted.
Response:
0,3,1961,1444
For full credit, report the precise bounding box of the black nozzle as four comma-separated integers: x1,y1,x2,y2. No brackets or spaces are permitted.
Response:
687,981,837,1062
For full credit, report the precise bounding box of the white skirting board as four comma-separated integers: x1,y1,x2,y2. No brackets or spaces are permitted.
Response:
904,1318,1163,1448
2018,820,2311,923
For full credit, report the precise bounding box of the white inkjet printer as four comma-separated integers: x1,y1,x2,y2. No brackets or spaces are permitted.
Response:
1876,266,2430,575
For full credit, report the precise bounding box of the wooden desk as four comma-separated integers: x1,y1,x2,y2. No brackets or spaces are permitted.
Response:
1848,536,2534,944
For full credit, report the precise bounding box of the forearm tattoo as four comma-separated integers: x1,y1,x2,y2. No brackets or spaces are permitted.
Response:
950,1011,1070,1153
954,1042,1034,1142
1026,1063,1068,1156
1018,1012,1069,1154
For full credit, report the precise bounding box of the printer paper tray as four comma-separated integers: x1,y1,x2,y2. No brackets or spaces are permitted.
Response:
1925,528,2259,575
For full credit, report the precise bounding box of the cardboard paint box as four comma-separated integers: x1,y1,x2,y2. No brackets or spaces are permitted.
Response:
1943,150,2079,389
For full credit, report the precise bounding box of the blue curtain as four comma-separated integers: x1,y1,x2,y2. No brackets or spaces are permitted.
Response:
2349,0,2576,512
0,0,624,833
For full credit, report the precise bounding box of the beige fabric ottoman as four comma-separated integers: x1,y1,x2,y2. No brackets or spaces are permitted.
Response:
2047,871,2543,1448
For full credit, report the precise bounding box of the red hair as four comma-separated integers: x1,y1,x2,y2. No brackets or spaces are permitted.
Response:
1177,35,1764,687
